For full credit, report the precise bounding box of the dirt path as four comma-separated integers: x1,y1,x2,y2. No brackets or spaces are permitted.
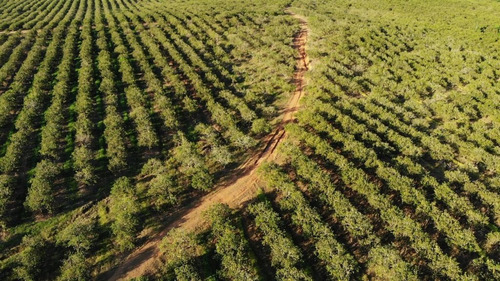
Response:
107,11,309,281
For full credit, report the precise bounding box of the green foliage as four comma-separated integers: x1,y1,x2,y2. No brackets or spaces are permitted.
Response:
160,228,202,267
0,175,13,227
57,215,97,252
148,173,178,208
95,27,128,172
251,118,272,135
25,159,59,213
173,134,213,191
210,145,233,167
2,0,499,280
57,251,90,281
259,163,359,280
140,158,180,210
190,170,213,191
367,246,418,281
174,264,201,281
248,201,312,281
128,277,150,281
14,235,48,281
204,204,260,281
195,123,233,166
159,228,203,280
109,177,140,252
72,146,96,186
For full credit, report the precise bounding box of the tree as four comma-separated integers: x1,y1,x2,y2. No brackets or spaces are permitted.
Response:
251,118,272,135
0,175,13,227
72,146,96,186
148,173,178,209
174,264,201,281
204,204,260,281
57,251,90,281
173,133,213,191
25,159,59,213
248,201,312,281
57,215,97,252
15,235,47,281
211,145,233,166
367,246,418,281
160,228,202,267
109,177,140,251
140,158,179,210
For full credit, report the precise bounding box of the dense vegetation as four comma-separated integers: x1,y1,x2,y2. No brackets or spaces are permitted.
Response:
156,0,500,280
1,0,500,280
0,0,296,279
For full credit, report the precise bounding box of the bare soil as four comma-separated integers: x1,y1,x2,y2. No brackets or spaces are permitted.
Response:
106,11,309,280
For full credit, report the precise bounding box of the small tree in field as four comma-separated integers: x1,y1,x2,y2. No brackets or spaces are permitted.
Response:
251,118,272,135
173,133,213,191
0,175,13,228
160,228,202,267
57,251,90,281
15,235,48,281
25,159,59,214
57,215,97,252
109,177,140,252
159,228,203,280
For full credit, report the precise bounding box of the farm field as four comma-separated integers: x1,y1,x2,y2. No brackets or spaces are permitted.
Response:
0,0,500,280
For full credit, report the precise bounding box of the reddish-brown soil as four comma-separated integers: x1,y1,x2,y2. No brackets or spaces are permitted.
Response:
107,11,309,280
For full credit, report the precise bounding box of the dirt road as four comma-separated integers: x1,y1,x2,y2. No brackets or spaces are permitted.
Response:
107,11,309,280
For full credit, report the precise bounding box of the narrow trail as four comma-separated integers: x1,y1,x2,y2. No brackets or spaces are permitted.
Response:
107,11,309,281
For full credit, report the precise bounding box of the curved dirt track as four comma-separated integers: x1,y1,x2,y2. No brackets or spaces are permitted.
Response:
107,11,309,281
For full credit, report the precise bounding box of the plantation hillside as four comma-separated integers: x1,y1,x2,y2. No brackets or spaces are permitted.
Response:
0,0,499,280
